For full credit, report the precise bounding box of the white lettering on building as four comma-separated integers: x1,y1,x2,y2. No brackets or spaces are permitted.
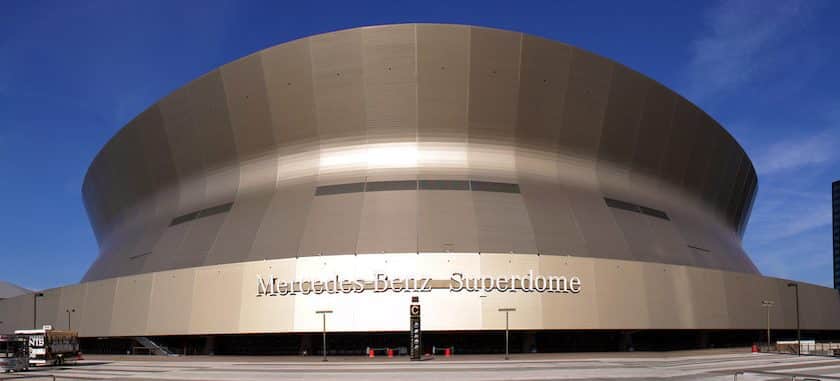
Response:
256,271,581,296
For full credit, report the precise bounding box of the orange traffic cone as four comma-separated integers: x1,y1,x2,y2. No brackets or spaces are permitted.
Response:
387,348,394,358
369,348,375,358
444,347,451,357
751,344,759,353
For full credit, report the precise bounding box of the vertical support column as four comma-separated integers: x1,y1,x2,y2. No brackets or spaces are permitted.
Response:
520,331,536,353
203,336,216,355
620,331,635,351
695,331,709,349
300,334,313,356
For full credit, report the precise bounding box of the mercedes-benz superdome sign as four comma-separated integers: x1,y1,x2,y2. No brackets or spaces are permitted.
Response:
256,270,582,296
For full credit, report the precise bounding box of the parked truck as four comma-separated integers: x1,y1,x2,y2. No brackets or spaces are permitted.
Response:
14,326,81,366
0,334,29,372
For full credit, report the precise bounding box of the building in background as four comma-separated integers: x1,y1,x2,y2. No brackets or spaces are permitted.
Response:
0,280,30,334
834,180,839,290
0,281,29,301
1,24,840,354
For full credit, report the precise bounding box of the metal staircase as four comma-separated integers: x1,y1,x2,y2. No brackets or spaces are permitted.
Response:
133,337,175,356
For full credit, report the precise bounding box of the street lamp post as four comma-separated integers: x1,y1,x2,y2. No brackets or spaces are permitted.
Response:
498,308,516,360
316,310,333,362
32,292,44,329
787,283,801,356
66,308,76,331
761,300,775,349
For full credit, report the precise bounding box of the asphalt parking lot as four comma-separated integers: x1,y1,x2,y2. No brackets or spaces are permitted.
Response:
5,349,840,380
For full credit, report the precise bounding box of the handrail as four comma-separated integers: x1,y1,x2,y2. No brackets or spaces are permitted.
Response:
133,337,173,356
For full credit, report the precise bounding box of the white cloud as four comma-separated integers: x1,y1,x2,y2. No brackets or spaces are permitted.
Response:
749,193,831,243
684,0,816,100
751,231,832,286
743,131,836,286
754,129,837,175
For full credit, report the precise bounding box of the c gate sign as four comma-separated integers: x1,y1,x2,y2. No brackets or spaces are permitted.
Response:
410,296,421,361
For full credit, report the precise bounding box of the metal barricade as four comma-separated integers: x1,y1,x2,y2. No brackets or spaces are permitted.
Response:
1,374,101,381
431,345,454,357
734,369,840,380
761,341,840,357
0,375,56,381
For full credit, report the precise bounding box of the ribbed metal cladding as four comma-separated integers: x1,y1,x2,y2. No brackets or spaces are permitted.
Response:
80,24,759,282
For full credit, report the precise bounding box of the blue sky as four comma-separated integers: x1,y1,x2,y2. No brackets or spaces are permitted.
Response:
0,0,837,290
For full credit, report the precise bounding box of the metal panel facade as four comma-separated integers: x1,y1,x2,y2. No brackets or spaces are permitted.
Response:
7,253,840,337
79,24,761,282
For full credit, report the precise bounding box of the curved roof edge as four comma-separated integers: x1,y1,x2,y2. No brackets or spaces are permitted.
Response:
81,23,756,194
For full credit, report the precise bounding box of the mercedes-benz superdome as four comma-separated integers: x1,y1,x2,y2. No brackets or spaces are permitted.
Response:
2,24,839,354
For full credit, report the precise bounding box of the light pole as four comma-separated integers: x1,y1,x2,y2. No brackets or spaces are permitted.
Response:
787,283,800,356
66,308,76,331
498,308,516,360
761,300,775,349
316,310,333,362
32,292,44,329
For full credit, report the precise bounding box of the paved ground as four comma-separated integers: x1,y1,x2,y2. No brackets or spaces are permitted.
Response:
5,349,840,380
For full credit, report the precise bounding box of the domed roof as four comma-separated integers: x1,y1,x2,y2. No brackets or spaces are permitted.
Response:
81,24,759,282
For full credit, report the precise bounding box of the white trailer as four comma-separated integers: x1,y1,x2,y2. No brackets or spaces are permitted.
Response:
15,326,80,366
